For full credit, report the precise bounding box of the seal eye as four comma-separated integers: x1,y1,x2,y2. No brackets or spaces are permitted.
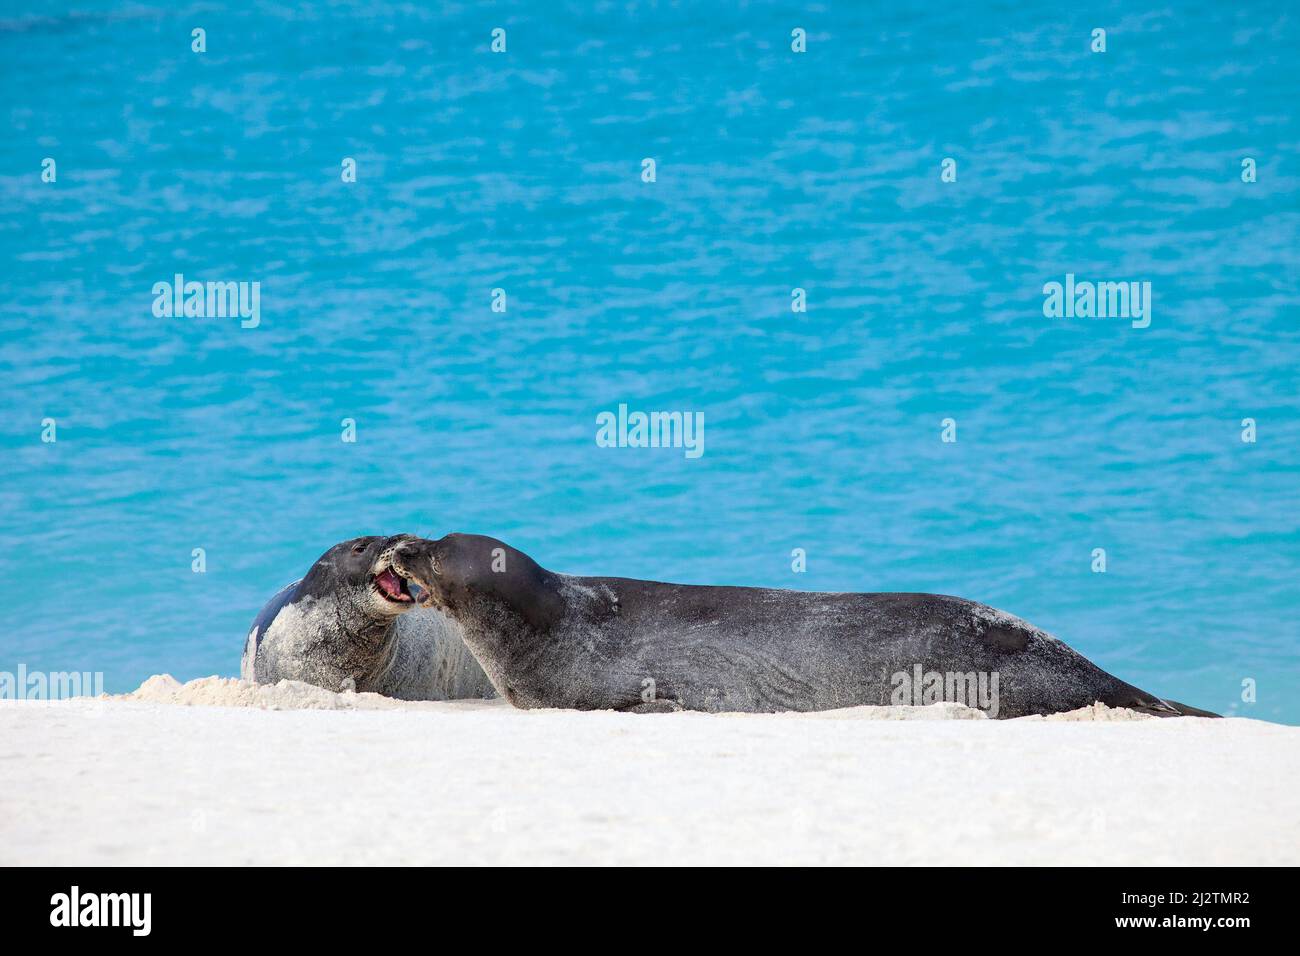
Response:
351,543,367,555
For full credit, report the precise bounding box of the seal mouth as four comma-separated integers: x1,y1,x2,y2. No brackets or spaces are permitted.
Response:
372,566,415,604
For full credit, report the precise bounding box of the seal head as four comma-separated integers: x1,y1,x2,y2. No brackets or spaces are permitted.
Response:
243,534,423,691
399,532,564,629
298,533,421,613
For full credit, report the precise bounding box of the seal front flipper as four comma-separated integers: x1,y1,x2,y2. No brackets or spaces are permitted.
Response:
621,699,685,714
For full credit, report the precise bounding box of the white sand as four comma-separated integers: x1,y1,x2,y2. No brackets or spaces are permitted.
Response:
1,675,1296,865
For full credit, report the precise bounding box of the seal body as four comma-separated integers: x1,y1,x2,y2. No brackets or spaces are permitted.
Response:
395,534,1217,718
241,535,495,701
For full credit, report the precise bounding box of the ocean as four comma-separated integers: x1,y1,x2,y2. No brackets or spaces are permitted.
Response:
1,1,1296,721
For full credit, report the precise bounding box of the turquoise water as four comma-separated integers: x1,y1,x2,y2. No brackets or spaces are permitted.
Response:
2,2,1297,721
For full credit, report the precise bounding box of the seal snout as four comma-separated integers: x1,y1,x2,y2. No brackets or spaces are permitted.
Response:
391,538,442,609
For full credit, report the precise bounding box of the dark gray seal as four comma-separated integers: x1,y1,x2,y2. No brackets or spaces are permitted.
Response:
392,533,1218,718
240,534,495,701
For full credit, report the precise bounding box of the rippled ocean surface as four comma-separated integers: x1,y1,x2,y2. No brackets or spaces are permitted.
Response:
1,2,1296,721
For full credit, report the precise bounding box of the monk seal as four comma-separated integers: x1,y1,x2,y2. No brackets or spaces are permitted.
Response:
240,534,495,701
391,533,1218,718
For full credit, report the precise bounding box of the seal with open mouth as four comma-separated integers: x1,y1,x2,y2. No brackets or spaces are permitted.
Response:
392,533,1219,718
240,534,495,700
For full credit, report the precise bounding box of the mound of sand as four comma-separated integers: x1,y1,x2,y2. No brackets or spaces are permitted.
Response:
112,675,1150,720
1031,701,1154,721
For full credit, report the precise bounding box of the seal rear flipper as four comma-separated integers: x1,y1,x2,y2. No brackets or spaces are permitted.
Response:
1158,698,1221,718
1123,696,1221,718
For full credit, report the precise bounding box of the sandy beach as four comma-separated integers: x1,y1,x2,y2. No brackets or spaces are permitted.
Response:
1,676,1296,866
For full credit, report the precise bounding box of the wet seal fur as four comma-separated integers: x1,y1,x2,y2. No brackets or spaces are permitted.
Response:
241,534,495,701
394,533,1218,718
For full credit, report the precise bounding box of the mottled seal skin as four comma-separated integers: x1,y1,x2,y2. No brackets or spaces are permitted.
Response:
394,533,1218,718
240,535,495,701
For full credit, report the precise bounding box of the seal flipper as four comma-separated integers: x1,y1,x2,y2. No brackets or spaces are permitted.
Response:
1153,698,1221,718
621,699,685,714
1114,692,1221,719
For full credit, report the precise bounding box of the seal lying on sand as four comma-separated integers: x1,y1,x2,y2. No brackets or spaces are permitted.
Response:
241,535,495,701
391,533,1218,718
